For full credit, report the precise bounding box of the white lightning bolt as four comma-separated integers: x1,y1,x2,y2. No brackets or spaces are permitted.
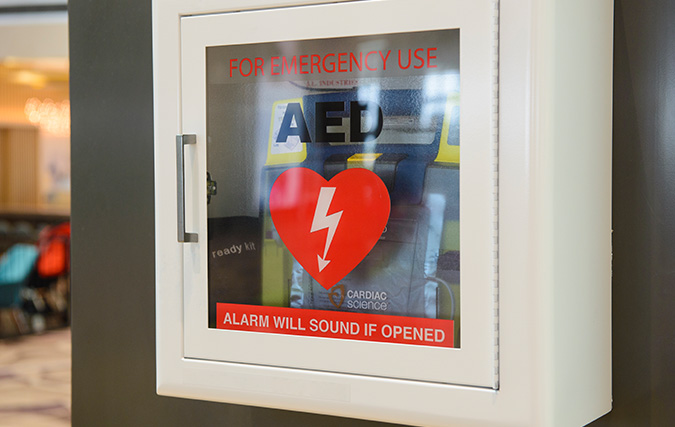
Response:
310,187,343,272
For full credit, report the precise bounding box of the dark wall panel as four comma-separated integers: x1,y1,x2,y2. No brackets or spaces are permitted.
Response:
590,0,675,425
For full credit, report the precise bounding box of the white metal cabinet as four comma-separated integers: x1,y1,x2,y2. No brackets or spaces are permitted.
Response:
153,1,612,425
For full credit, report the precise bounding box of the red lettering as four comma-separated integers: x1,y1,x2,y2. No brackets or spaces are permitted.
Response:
229,58,238,77
323,54,336,73
270,57,280,75
254,57,264,76
282,56,297,74
299,55,309,74
365,51,378,71
427,48,437,68
311,54,321,74
338,52,348,72
413,48,425,69
398,49,412,69
379,50,390,71
349,52,362,72
240,58,253,77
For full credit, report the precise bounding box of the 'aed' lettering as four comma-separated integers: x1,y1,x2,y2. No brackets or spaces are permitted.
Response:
277,101,384,144
349,101,383,143
276,103,312,143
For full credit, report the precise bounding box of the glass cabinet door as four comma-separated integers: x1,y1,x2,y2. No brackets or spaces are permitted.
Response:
179,0,497,388
205,30,461,348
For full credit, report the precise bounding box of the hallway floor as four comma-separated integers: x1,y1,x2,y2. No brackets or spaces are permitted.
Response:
0,328,70,426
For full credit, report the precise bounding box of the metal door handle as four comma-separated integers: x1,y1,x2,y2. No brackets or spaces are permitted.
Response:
176,134,198,243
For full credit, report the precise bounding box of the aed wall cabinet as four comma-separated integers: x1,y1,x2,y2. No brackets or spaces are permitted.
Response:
153,1,613,426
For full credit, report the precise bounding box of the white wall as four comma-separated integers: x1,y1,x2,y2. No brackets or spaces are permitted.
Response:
0,11,68,59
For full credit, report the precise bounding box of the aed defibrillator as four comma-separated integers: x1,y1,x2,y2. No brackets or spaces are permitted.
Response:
258,83,460,341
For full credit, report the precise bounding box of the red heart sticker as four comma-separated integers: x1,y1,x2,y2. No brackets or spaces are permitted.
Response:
269,167,391,290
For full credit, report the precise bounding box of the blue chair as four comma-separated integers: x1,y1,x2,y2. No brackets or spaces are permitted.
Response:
0,244,39,335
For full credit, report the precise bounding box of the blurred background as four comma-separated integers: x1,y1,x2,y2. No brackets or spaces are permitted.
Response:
0,4,71,425
0,2,70,339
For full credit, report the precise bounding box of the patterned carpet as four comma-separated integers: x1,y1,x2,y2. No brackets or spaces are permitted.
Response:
0,328,70,426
